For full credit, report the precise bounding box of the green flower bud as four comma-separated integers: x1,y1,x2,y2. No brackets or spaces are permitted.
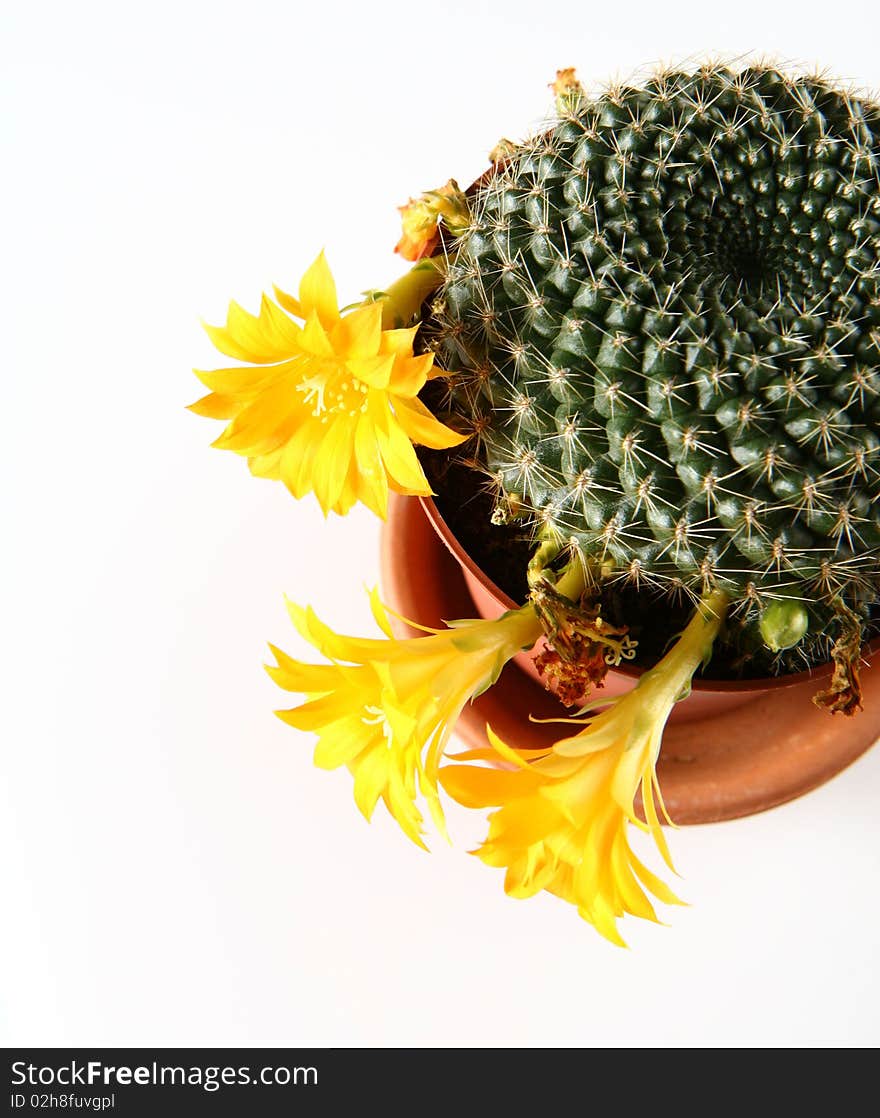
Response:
759,599,809,652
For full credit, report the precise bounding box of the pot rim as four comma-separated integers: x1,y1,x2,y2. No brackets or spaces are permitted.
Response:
419,493,879,694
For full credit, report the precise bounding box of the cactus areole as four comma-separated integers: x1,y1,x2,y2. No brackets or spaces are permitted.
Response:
423,66,880,709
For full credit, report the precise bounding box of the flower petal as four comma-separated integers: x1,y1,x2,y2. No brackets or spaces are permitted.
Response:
354,413,389,519
392,395,468,450
374,407,432,493
212,376,300,456
273,283,303,319
204,300,299,364
331,301,383,359
298,251,339,330
188,391,239,420
248,447,284,480
367,586,395,639
438,764,543,809
310,415,357,514
386,352,435,397
265,643,342,693
378,324,420,357
280,422,324,499
300,312,334,358
192,362,285,396
352,744,392,821
346,354,395,391
313,713,379,769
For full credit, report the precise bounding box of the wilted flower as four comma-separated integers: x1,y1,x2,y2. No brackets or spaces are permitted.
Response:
395,179,471,261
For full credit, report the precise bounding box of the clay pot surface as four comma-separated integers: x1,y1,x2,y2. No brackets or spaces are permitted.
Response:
379,492,880,825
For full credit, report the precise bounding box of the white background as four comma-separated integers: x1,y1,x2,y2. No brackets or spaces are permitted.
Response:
3,0,880,1048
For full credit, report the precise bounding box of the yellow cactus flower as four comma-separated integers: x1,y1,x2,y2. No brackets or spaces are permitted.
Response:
441,590,729,945
266,590,544,847
190,252,465,518
395,179,471,261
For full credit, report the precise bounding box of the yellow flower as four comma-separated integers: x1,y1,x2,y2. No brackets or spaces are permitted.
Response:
190,252,465,518
395,179,470,261
441,590,729,945
266,590,543,848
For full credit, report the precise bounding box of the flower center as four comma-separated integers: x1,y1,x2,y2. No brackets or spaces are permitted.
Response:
296,361,370,423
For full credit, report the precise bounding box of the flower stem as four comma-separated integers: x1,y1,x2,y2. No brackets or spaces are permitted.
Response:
373,257,447,328
629,588,730,715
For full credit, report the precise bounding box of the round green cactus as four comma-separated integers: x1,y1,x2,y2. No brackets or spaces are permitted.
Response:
425,64,880,685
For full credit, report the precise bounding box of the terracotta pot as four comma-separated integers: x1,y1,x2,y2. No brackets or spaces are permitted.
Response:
379,492,880,825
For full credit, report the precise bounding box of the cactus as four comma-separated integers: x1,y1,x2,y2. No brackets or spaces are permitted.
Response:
425,64,880,695
194,61,880,941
